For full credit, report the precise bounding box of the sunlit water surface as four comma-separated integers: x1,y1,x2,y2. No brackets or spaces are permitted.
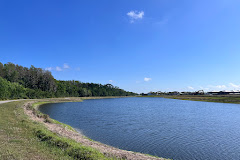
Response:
39,97,240,160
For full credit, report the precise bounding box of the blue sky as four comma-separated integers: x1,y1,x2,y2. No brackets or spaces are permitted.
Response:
1,0,240,93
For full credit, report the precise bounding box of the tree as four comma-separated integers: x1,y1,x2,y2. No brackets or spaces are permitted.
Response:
3,62,19,82
0,61,137,99
0,62,3,77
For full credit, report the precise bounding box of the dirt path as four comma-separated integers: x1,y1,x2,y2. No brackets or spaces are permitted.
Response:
0,100,21,104
24,101,167,160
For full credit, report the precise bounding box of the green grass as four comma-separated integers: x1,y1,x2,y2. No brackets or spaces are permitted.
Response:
0,101,71,160
0,101,119,160
50,119,76,132
32,101,50,108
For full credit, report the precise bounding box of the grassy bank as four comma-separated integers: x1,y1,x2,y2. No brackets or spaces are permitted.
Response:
141,95,240,104
0,98,120,160
0,100,72,160
0,97,166,160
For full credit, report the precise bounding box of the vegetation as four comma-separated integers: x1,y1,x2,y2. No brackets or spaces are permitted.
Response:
142,95,240,104
0,100,120,160
1,99,166,160
0,100,71,160
0,62,136,100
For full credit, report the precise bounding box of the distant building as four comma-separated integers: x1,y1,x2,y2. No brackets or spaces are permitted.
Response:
157,91,163,95
180,92,192,95
167,91,180,95
208,90,240,95
193,90,204,95
140,93,148,96
148,92,153,96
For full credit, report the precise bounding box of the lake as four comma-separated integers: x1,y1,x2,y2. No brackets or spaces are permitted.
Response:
39,97,240,160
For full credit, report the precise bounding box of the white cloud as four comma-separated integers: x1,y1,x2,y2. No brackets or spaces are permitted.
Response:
45,67,53,71
216,85,226,89
56,66,62,71
187,86,194,90
46,63,71,72
144,77,152,82
63,63,70,69
127,11,144,23
229,83,240,89
109,80,113,83
179,83,240,92
206,85,227,91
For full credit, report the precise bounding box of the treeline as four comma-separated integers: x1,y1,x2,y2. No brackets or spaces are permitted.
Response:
0,62,136,99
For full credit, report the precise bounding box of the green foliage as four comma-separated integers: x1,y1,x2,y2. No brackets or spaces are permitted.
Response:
0,62,136,99
55,80,136,97
0,77,29,99
0,101,73,160
1,62,56,92
34,129,110,160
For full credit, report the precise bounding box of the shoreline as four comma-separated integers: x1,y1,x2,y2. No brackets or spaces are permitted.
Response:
3,96,239,159
24,97,167,160
140,95,240,104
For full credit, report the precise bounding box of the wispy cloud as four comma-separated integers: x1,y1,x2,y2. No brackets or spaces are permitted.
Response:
144,77,152,82
127,10,144,23
229,83,240,89
172,83,240,92
136,81,141,84
45,67,53,71
63,63,70,69
197,83,240,91
45,63,71,72
56,66,62,71
216,85,226,89
109,80,114,83
204,85,227,91
187,86,194,90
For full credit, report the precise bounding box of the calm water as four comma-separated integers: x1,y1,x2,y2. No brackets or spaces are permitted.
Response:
39,97,240,160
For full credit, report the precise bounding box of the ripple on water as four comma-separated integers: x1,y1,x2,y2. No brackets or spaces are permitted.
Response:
39,97,240,160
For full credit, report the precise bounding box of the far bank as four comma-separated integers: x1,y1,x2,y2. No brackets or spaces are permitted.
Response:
140,95,240,104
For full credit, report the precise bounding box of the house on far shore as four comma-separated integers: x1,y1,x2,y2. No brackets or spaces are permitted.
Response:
148,92,155,96
168,91,180,95
208,90,240,95
146,91,162,96
193,90,204,95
